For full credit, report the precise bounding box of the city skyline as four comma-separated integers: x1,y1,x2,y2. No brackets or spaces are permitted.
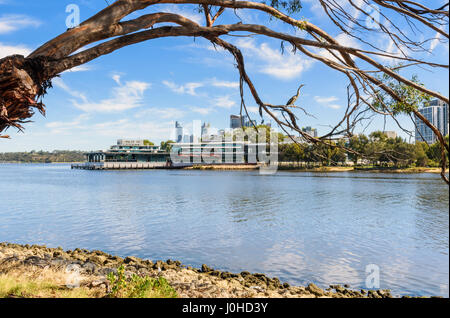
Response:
0,1,448,152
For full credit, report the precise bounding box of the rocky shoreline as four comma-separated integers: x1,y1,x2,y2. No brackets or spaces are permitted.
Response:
0,242,399,298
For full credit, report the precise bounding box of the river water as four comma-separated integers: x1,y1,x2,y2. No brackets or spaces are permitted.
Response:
0,164,448,296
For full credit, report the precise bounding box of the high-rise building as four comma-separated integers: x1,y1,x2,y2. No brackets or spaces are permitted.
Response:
230,115,242,129
201,122,211,138
175,121,183,143
244,118,257,128
302,126,318,138
415,99,449,144
230,114,257,129
384,131,397,139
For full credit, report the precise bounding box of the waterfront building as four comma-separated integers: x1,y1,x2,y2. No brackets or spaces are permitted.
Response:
85,139,168,163
384,131,397,139
415,99,449,144
171,141,245,164
171,139,271,165
301,126,318,138
282,135,306,144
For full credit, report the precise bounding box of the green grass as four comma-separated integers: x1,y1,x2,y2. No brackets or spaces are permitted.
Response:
0,274,96,298
0,264,177,298
107,265,177,298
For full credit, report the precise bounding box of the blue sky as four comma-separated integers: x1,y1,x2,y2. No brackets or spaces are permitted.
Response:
0,0,448,151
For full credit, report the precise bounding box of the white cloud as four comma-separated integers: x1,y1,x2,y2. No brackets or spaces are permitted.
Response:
246,106,260,114
112,74,121,85
0,42,31,58
162,80,204,96
317,33,359,64
46,114,90,130
377,39,403,64
190,106,213,115
235,38,313,80
213,95,236,109
162,77,238,98
0,14,40,34
211,78,239,88
328,104,342,110
430,26,446,52
160,4,203,24
314,96,339,104
62,65,93,73
68,76,150,113
53,77,88,102
134,107,186,119
314,95,342,109
45,116,174,142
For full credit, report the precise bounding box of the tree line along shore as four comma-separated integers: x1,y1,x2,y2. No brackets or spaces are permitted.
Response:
1,131,448,170
1,242,436,299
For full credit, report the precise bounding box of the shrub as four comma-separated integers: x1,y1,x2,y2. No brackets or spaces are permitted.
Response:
107,265,177,298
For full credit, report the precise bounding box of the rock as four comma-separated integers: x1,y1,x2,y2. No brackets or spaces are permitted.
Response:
101,268,117,276
201,264,212,273
82,262,97,274
89,279,108,288
377,289,392,298
160,263,173,271
249,286,265,293
153,260,164,270
306,283,324,296
124,256,139,264
220,272,232,279
23,256,48,267
166,259,175,265
335,286,346,293
368,290,381,298
0,243,426,298
1,255,20,264
50,258,68,267
89,255,105,264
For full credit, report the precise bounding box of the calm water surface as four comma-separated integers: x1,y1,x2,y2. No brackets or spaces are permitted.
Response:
0,164,448,297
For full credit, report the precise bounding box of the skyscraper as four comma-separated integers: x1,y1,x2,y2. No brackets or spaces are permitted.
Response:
230,115,257,129
230,115,242,129
175,121,184,143
302,126,318,138
201,122,211,138
415,99,449,144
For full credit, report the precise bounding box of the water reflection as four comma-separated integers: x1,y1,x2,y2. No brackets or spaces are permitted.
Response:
0,164,448,296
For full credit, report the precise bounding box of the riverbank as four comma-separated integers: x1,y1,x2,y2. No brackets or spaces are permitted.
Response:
353,167,447,173
0,242,399,298
276,165,447,173
2,162,447,174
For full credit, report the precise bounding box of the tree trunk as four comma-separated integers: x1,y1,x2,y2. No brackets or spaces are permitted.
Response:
0,55,53,137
